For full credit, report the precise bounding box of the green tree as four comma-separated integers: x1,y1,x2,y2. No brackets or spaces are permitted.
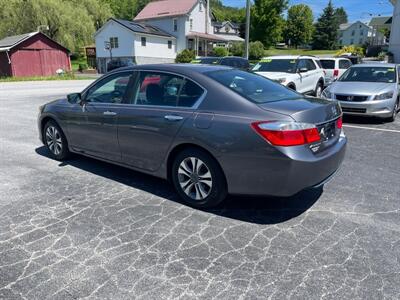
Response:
175,49,195,63
312,0,339,50
249,41,264,60
230,42,244,57
250,0,288,48
284,4,314,48
100,0,151,20
334,7,348,25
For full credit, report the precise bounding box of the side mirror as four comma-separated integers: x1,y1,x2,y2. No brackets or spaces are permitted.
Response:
299,67,308,73
67,93,81,104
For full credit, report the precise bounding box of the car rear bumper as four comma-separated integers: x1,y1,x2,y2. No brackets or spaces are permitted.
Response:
339,99,395,117
223,134,347,197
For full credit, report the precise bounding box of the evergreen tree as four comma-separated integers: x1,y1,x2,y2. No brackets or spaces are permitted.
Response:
334,7,348,25
312,0,339,50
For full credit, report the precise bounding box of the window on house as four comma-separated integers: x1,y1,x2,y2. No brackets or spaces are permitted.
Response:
173,19,178,32
360,30,364,36
340,32,343,38
351,30,355,36
190,19,193,31
359,38,363,44
225,26,230,33
110,37,119,49
199,1,203,11
141,37,146,46
350,39,354,44
168,40,172,49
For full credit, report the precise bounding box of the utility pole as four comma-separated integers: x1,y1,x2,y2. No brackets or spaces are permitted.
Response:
244,0,251,60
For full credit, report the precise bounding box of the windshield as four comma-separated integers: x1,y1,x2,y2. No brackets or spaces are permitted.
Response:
340,67,397,83
320,60,335,69
252,59,297,73
205,69,300,104
192,58,220,64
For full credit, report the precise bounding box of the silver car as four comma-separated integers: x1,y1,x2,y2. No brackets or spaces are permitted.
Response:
322,63,400,121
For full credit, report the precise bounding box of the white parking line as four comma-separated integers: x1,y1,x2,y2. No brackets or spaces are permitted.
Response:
344,124,400,133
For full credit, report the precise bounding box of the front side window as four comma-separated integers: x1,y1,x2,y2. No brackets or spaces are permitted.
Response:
206,69,300,104
297,59,308,71
141,37,146,46
110,37,119,48
132,72,203,107
340,67,397,83
85,72,134,104
252,59,297,73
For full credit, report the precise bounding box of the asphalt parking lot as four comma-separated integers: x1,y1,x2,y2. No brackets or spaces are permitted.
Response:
1,80,400,300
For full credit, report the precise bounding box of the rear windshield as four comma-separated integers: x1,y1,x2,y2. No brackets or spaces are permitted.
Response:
252,59,297,73
320,60,335,69
205,69,300,104
340,67,397,83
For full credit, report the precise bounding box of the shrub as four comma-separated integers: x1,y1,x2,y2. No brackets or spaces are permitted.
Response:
175,49,196,63
230,42,244,57
213,47,229,57
377,51,387,61
336,45,365,57
249,41,264,60
78,63,88,72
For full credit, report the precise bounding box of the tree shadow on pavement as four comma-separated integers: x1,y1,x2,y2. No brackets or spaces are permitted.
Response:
36,146,321,225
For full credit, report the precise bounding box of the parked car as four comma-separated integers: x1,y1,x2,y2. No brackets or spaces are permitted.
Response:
252,56,325,97
319,57,352,86
339,54,362,65
107,59,135,72
191,56,250,70
38,64,346,208
322,63,400,121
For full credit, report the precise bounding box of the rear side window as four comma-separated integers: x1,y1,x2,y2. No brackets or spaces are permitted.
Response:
339,60,351,69
320,60,335,69
306,60,317,70
206,69,300,104
131,72,203,107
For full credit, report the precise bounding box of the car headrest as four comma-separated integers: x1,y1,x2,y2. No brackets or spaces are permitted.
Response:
146,84,164,105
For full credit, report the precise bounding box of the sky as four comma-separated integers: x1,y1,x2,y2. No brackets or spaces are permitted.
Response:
221,0,394,23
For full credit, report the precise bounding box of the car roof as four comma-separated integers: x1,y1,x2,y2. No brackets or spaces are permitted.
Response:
110,63,233,75
262,55,316,60
351,63,398,68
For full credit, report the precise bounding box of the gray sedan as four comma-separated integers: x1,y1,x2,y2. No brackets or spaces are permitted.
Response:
322,63,400,121
38,64,346,208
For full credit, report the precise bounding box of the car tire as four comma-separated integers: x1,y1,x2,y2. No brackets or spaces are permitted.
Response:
386,98,399,122
171,148,227,208
43,120,70,161
314,81,323,98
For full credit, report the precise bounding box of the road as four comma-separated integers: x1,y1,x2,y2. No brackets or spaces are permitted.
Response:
0,80,400,299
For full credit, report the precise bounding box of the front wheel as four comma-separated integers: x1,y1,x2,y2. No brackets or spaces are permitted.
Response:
43,120,70,161
171,148,227,208
386,98,399,122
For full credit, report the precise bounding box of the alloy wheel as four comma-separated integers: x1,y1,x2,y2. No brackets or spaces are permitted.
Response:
178,157,213,201
45,126,62,155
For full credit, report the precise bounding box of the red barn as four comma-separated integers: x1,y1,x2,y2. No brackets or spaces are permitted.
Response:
0,32,71,77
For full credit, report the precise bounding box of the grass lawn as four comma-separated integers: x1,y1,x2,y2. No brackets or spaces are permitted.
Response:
264,48,338,57
0,73,93,82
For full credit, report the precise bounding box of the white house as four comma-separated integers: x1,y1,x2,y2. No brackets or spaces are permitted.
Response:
95,18,176,73
212,21,244,44
134,0,226,56
338,21,384,46
389,0,400,62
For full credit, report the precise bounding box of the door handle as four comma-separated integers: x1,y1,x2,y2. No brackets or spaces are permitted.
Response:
164,115,183,121
103,111,117,116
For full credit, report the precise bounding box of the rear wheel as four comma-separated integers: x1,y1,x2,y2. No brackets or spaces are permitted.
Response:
171,148,227,208
314,82,323,98
43,120,70,160
386,98,399,122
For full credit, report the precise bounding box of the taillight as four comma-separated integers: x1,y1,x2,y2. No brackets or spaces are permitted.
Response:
333,69,339,77
251,121,321,147
336,116,343,129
